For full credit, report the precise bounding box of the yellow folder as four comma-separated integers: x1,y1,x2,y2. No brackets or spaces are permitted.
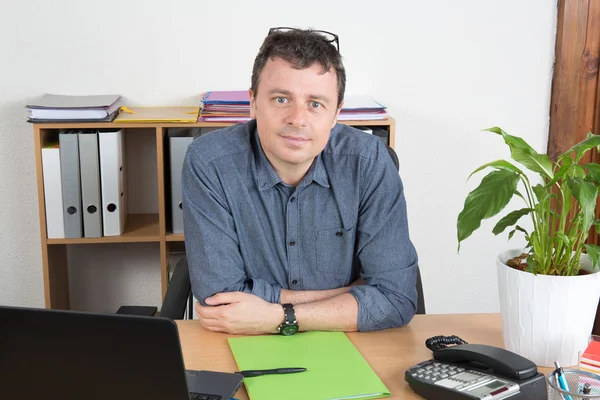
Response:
114,107,199,123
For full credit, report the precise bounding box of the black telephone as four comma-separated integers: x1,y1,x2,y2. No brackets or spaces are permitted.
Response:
405,343,547,400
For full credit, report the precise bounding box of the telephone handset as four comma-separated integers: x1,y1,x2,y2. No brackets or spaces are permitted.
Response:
405,342,547,400
434,344,538,381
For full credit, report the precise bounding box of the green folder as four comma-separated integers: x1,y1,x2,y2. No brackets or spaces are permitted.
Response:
228,331,390,400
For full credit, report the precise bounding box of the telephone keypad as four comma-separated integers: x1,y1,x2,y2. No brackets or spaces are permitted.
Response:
406,360,515,397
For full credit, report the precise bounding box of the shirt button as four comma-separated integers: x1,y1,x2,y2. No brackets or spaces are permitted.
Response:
292,280,298,284
290,197,296,202
289,240,296,246
336,231,343,237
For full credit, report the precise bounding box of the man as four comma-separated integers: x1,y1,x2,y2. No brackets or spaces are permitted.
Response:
182,27,418,335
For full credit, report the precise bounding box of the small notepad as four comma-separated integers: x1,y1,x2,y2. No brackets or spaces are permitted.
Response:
228,331,390,400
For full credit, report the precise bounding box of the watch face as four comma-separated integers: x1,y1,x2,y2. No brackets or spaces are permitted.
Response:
280,324,299,336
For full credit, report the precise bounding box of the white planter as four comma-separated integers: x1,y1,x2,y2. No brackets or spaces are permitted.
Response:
497,249,600,367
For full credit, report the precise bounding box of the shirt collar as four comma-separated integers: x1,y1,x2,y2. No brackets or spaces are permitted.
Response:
303,153,329,188
253,128,330,190
254,130,282,191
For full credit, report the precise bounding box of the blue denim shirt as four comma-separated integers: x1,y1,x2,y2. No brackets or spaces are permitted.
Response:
182,120,418,331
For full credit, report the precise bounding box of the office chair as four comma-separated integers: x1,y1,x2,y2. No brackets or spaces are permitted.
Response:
160,257,194,319
386,145,426,315
117,257,193,320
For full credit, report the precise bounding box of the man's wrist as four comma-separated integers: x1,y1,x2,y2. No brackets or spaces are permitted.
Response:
269,302,285,334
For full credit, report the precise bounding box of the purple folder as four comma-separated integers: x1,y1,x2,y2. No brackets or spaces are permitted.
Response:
202,91,250,105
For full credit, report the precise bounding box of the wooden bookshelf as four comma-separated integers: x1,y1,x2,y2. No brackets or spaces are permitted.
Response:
33,117,396,310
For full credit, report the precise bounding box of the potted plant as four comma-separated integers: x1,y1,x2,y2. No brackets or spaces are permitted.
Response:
457,127,600,367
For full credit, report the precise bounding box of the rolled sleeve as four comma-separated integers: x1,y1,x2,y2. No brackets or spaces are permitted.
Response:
182,145,281,305
350,141,418,331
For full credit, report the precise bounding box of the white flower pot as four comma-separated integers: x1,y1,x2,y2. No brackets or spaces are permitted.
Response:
497,249,600,367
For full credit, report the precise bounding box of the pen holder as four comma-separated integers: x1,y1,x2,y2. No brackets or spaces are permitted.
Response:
547,369,600,399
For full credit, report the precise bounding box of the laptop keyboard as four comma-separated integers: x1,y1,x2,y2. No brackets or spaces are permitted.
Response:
189,393,221,400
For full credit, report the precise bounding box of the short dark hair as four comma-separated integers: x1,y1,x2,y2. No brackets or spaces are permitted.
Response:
250,28,346,108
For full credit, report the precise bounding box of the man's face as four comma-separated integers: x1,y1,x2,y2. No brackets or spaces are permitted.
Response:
249,57,342,173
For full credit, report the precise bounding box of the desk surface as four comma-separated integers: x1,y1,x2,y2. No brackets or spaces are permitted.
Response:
177,313,548,400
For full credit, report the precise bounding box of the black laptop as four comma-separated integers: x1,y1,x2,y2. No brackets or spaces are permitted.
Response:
0,306,243,400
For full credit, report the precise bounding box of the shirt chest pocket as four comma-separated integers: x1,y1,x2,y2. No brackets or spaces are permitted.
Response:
315,227,354,274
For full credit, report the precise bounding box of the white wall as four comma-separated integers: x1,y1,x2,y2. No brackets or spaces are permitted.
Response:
0,0,557,314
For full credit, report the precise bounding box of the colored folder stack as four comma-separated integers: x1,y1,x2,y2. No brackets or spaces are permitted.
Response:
339,95,388,121
198,91,388,122
199,91,251,122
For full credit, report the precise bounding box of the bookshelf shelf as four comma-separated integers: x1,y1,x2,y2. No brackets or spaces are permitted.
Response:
46,214,160,244
33,117,396,310
166,233,185,242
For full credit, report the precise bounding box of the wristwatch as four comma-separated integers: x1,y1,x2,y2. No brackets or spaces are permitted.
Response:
278,303,299,336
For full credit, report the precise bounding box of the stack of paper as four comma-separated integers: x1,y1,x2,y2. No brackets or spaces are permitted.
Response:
580,340,600,374
339,95,388,120
26,94,123,122
199,91,251,122
228,331,390,400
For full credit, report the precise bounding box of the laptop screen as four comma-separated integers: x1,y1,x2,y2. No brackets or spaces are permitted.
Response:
1,306,192,400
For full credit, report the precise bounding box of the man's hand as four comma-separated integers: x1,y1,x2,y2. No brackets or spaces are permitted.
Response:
195,292,284,335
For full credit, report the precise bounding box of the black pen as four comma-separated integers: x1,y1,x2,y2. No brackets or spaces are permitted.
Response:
238,367,307,378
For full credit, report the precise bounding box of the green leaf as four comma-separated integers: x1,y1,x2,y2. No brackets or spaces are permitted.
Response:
492,208,533,235
457,169,520,249
507,229,515,241
585,244,600,271
484,127,536,152
584,163,600,184
515,225,529,234
484,127,554,179
568,164,586,179
562,133,600,163
555,233,572,250
510,147,554,179
508,225,529,241
545,158,573,187
515,190,527,202
568,177,598,233
525,255,538,274
467,160,523,181
531,184,551,203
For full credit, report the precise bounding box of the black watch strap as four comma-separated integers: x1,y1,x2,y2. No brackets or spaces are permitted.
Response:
282,303,296,324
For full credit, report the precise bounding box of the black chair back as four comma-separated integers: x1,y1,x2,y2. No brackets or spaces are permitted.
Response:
161,258,192,320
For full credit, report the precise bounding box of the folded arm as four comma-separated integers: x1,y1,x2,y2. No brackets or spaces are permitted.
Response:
280,277,364,304
182,146,282,305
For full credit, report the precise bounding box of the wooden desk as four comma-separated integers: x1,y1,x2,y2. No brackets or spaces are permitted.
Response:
177,313,551,399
